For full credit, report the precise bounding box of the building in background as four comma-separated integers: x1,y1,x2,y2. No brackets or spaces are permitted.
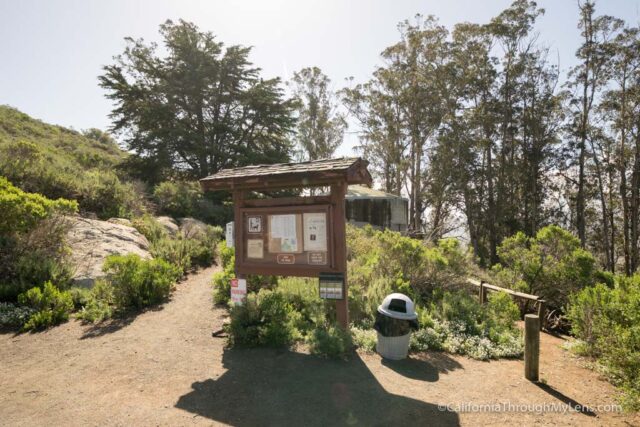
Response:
345,185,408,232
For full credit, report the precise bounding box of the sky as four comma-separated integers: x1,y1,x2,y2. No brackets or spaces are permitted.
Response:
1,0,640,156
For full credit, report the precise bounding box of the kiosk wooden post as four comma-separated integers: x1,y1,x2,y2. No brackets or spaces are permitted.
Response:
200,158,372,330
331,182,348,327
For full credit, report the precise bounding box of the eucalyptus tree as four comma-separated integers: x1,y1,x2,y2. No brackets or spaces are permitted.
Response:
601,27,640,274
289,67,347,161
565,1,623,248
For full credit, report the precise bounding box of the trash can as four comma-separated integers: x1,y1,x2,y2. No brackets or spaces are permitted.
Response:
374,293,418,360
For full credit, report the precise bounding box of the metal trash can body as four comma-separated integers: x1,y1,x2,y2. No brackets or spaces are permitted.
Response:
374,293,418,360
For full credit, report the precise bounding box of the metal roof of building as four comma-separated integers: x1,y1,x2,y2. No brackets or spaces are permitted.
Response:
346,185,407,200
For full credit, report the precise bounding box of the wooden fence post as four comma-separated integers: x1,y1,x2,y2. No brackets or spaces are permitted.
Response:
525,314,540,381
479,281,487,305
537,300,546,331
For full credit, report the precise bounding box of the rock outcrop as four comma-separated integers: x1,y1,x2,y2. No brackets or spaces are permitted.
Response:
155,216,179,236
66,217,151,287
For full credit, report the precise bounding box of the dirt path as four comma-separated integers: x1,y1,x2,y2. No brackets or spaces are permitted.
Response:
1,267,638,426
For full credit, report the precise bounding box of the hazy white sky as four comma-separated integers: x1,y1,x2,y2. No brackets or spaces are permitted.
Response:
1,0,639,156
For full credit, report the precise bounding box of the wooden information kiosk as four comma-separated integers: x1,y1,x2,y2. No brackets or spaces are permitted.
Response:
199,157,372,328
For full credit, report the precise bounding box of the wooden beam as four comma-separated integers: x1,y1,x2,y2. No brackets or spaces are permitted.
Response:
243,196,331,208
466,278,539,302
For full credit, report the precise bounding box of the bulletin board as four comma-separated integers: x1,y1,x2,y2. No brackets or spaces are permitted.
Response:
236,204,336,276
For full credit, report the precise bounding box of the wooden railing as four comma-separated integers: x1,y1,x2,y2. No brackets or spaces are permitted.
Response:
466,278,545,330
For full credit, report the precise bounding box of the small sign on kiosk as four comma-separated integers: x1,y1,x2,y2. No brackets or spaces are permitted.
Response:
319,272,344,300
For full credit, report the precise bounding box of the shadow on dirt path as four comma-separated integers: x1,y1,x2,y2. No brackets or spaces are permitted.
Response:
176,348,461,426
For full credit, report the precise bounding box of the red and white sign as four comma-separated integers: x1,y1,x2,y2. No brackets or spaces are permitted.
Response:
230,278,247,305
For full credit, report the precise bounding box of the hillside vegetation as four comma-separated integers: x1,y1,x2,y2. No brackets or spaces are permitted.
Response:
0,105,144,218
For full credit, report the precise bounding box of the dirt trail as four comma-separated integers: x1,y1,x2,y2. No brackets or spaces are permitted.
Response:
1,267,638,426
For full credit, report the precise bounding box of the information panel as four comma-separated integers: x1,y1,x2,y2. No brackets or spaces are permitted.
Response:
237,204,335,275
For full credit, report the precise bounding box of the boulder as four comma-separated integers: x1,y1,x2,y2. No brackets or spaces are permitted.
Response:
107,218,132,227
66,217,151,287
155,216,179,236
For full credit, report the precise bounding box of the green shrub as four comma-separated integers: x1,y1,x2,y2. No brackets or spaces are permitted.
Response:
78,170,144,219
183,224,222,267
226,289,303,348
17,281,73,330
103,254,181,310
493,225,600,311
151,237,195,274
0,302,37,328
132,215,168,244
153,181,202,218
68,287,92,310
345,225,474,326
351,327,377,352
307,324,353,358
567,275,640,410
137,216,221,273
407,290,523,360
0,178,76,300
76,280,115,323
0,176,77,235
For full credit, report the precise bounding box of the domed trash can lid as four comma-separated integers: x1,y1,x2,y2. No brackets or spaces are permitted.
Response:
377,293,417,320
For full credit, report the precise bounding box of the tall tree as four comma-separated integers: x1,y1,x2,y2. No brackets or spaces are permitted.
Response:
601,27,640,274
100,20,295,183
344,15,450,232
289,67,347,161
565,1,622,248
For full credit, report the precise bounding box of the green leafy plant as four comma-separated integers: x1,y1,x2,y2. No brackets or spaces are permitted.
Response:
76,280,115,323
351,327,377,352
103,254,181,310
566,275,640,410
307,324,353,359
17,281,74,331
226,289,303,348
153,181,202,218
492,225,600,311
0,302,37,328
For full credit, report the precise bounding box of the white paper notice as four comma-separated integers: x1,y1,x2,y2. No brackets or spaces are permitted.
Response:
247,239,264,259
303,212,327,251
270,215,297,239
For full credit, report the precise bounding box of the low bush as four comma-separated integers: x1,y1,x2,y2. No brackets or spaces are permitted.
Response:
411,290,523,360
18,281,74,331
134,216,221,274
77,170,145,219
76,280,115,323
566,275,640,410
103,254,181,310
153,181,202,218
0,177,76,300
307,324,353,358
227,289,303,348
68,287,92,310
492,225,601,312
0,302,36,328
351,327,377,352
220,226,521,361
132,214,168,244
151,237,196,274
346,225,475,326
